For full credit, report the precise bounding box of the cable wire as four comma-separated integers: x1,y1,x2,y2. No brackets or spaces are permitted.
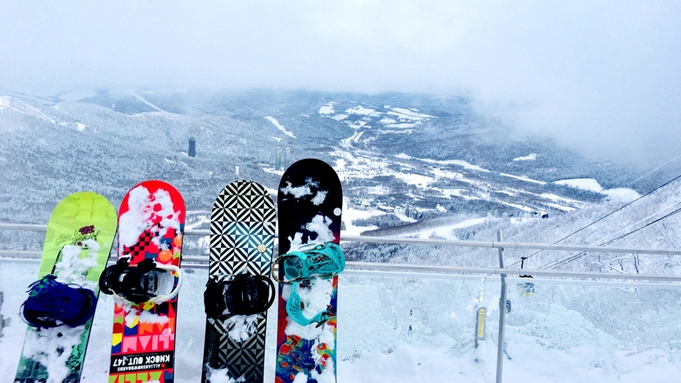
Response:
541,204,681,270
508,172,681,269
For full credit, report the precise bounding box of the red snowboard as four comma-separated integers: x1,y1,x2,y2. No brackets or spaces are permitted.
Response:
107,180,185,383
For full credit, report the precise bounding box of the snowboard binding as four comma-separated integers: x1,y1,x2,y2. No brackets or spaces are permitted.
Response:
272,242,345,326
99,257,182,304
271,242,345,284
204,273,276,319
21,274,97,328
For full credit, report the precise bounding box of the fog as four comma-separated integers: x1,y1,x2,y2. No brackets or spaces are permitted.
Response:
1,0,680,162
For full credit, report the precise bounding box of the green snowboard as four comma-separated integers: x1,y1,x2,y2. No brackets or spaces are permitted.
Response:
14,191,117,383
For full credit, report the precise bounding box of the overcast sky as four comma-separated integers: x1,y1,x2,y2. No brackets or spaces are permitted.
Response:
1,0,680,162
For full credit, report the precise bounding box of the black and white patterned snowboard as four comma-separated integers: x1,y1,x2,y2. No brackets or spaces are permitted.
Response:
201,180,276,383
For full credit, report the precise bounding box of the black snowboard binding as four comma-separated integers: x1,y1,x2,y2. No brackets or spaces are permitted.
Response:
99,257,182,304
21,274,97,328
204,273,276,319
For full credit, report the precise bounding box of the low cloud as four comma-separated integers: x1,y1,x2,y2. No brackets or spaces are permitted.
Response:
1,0,679,162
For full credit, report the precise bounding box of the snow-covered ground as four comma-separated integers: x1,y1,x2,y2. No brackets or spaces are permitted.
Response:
555,178,640,202
2,259,681,382
332,149,595,214
415,217,487,239
264,116,297,139
319,102,436,144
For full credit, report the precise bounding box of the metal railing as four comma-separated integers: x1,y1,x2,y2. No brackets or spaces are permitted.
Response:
2,222,681,281
2,221,681,383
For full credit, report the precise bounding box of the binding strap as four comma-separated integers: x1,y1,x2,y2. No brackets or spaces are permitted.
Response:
20,274,97,328
286,281,334,327
204,274,276,319
99,257,182,304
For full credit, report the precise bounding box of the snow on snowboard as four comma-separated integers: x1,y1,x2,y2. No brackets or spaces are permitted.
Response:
100,180,185,383
274,159,344,383
14,191,117,383
202,180,276,382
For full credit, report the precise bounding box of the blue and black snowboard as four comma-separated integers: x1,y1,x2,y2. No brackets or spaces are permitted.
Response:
274,159,343,383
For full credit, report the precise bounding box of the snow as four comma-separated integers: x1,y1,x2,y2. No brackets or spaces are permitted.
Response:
513,153,538,161
501,201,535,212
341,204,385,235
383,121,422,129
3,261,681,382
204,365,244,382
311,190,327,206
339,131,364,148
76,122,86,131
555,178,603,192
280,179,317,199
387,108,434,120
555,178,640,202
499,173,546,185
393,172,436,187
344,106,376,116
53,242,99,287
603,188,641,202
332,149,586,213
346,120,368,130
0,96,57,123
321,101,436,147
318,102,336,115
118,185,182,248
396,153,491,173
139,310,170,325
264,116,297,139
21,325,89,383
223,314,259,342
130,91,165,113
416,217,487,239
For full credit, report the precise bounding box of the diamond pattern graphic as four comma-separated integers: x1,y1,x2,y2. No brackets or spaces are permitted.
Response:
203,180,276,383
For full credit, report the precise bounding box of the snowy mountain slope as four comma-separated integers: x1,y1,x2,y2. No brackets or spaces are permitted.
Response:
0,88,674,271
348,177,681,277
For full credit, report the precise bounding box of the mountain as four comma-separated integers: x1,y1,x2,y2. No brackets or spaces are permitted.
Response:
2,88,679,275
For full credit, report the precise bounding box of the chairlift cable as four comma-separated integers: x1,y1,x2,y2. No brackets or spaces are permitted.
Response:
520,152,681,248
626,152,681,187
508,172,681,269
541,205,681,270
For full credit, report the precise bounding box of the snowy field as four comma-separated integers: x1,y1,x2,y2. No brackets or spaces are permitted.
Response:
2,259,681,382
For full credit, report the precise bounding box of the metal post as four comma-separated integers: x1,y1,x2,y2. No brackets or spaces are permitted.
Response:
496,230,507,383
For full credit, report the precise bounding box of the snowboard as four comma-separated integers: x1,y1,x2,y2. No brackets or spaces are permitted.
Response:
15,191,117,383
274,159,343,383
202,180,276,382
107,180,185,383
